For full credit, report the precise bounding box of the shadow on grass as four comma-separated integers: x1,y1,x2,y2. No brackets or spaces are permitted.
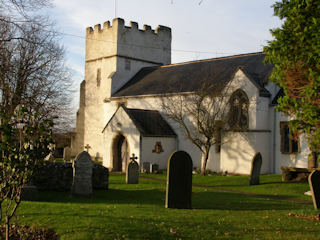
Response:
192,191,307,210
37,189,165,206
34,187,306,211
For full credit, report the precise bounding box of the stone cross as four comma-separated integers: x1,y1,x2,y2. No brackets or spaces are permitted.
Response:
165,151,193,209
130,153,138,161
126,154,139,184
84,144,91,153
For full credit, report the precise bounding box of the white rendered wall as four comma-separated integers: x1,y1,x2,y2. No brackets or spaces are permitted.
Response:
141,137,177,170
103,107,140,169
77,18,171,161
221,131,270,174
273,111,309,173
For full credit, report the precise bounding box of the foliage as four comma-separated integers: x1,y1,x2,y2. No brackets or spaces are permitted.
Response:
0,106,53,239
0,225,58,240
0,0,73,132
264,0,320,163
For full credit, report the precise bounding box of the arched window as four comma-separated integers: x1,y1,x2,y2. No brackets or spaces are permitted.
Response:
228,89,249,130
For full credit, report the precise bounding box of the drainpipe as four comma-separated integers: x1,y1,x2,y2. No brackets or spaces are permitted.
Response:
273,107,277,173
139,135,142,172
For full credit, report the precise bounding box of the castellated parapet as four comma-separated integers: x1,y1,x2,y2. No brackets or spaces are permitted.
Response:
85,18,171,65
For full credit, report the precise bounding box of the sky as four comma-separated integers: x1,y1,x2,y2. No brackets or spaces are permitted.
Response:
44,0,282,109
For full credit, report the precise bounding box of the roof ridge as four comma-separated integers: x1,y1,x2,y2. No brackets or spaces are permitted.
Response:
160,52,264,68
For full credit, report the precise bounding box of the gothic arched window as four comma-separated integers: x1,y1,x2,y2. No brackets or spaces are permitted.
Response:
228,89,249,130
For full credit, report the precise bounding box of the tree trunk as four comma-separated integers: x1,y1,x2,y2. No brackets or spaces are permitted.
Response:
5,215,9,240
201,147,210,175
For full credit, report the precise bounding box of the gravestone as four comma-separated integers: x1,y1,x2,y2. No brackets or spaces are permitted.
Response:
249,152,262,185
71,151,93,196
165,151,193,209
308,170,320,209
126,154,139,184
142,162,151,173
150,163,159,173
63,146,71,162
45,153,55,162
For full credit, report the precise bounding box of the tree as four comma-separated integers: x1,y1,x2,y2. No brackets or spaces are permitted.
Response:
0,0,71,238
0,0,73,132
0,107,53,240
162,81,237,175
264,0,320,167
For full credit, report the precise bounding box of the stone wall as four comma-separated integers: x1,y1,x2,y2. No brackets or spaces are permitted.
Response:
33,162,108,191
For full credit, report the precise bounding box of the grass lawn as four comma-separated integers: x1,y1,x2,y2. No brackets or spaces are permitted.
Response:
5,173,320,240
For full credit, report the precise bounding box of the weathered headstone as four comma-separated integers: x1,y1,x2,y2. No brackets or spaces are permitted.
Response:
249,152,262,185
45,153,55,162
309,170,320,209
165,151,193,209
71,151,93,196
150,163,159,173
63,146,71,162
126,154,139,184
142,162,151,173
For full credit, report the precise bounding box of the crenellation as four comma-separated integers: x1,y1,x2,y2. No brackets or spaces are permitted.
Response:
130,21,138,29
103,21,111,28
155,25,171,34
94,24,101,31
143,24,152,31
86,18,171,36
114,18,125,28
86,27,93,34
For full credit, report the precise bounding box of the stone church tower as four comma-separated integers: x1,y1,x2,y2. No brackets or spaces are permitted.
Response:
72,18,172,159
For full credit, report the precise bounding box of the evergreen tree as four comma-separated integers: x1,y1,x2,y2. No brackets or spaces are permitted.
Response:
264,0,320,167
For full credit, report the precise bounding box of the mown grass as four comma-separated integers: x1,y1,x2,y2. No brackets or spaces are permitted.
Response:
5,174,320,240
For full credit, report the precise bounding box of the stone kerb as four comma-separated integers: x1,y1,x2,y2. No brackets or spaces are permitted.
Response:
126,160,139,184
249,152,262,185
71,151,93,197
165,151,193,209
309,170,320,209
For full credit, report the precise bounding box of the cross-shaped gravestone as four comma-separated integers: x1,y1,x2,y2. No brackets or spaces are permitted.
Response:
130,153,138,161
84,144,91,153
126,153,139,184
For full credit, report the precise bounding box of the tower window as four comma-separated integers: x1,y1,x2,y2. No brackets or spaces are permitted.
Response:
125,59,131,70
280,122,299,154
97,68,101,87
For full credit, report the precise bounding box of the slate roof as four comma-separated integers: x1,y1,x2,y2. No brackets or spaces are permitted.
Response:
271,88,284,105
113,52,273,97
122,106,176,137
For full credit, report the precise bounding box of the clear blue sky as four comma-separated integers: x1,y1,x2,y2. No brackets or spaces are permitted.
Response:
45,0,282,108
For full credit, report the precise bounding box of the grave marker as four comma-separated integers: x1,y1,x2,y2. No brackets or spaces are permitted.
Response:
165,151,193,209
249,152,262,185
150,163,159,173
84,144,91,153
71,151,93,196
142,162,151,173
309,170,320,209
126,153,139,184
63,146,71,162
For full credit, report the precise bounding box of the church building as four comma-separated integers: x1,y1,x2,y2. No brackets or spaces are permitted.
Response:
71,18,310,174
